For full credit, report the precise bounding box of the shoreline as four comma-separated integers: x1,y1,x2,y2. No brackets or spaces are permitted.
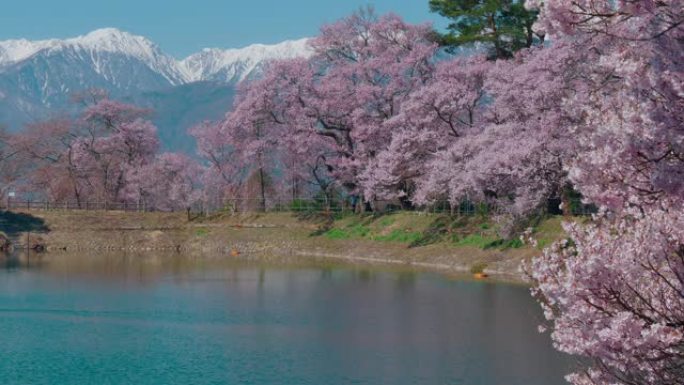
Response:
1,210,553,284
285,250,527,284
4,247,528,285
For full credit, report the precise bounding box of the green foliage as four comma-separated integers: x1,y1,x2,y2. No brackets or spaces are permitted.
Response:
0,211,49,235
475,202,491,216
195,228,209,237
429,0,540,59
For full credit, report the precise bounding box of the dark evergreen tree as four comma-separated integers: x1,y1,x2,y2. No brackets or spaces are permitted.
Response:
429,0,542,59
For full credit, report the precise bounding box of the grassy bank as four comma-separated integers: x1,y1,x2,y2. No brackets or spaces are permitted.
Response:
1,209,572,280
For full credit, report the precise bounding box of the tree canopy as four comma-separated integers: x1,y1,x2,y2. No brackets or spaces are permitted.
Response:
429,0,541,59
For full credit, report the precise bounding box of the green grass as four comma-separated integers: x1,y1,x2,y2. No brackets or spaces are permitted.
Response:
531,216,579,250
454,234,499,248
483,237,525,250
372,230,423,243
195,228,209,237
323,228,352,239
536,238,551,250
452,233,525,250
323,223,371,240
506,238,524,248
319,212,573,249
377,216,395,227
323,215,422,244
408,215,499,247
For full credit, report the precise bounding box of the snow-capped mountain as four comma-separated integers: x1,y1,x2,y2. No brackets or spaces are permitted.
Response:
181,38,311,83
0,28,312,152
0,28,189,86
0,28,312,85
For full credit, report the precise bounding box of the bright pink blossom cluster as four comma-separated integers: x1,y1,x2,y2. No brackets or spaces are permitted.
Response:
524,1,684,384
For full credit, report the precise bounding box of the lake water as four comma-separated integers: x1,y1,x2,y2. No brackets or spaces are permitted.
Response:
0,253,572,385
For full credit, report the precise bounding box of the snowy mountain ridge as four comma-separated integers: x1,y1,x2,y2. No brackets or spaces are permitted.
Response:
0,28,312,84
182,38,311,83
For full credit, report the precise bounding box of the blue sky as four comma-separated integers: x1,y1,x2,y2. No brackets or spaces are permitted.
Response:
0,1,447,58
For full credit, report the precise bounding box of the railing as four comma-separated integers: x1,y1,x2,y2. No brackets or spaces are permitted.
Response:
194,197,596,216
6,199,150,212
4,197,597,217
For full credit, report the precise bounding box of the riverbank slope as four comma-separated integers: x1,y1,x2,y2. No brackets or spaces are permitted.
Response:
1,210,571,280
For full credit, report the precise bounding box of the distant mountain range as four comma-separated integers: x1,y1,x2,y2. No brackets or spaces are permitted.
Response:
0,28,312,153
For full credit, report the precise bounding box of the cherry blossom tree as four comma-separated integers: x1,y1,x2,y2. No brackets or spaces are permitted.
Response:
302,10,437,195
360,55,491,206
12,118,90,204
364,38,579,224
428,42,578,218
0,126,23,203
525,1,684,384
189,120,246,210
129,153,202,211
75,98,159,203
221,10,438,203
15,94,163,206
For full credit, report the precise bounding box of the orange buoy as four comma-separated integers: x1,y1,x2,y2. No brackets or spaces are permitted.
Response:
473,273,489,279
230,248,240,257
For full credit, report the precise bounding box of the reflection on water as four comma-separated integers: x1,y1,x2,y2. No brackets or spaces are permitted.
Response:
0,251,574,385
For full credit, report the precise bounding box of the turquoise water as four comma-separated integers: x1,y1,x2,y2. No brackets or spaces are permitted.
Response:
0,254,572,385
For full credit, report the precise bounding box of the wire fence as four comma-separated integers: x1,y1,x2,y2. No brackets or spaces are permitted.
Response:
5,197,597,217
6,199,152,212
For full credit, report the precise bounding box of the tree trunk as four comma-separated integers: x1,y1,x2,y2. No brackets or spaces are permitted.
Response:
258,167,266,212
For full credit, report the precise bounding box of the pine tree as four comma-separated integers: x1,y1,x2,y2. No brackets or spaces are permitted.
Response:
429,0,541,59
